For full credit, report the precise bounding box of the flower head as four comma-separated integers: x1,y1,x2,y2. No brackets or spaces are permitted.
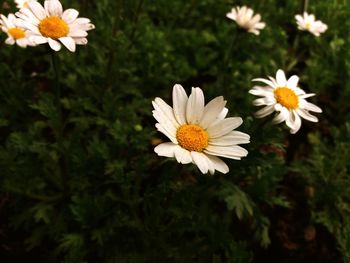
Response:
226,6,265,35
0,13,34,47
249,69,322,134
16,0,95,52
295,12,327,37
153,84,250,175
15,0,38,9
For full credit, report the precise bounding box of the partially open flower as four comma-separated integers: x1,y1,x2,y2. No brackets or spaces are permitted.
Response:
0,13,34,47
295,12,327,37
226,6,265,35
249,69,322,134
16,0,95,52
153,84,250,175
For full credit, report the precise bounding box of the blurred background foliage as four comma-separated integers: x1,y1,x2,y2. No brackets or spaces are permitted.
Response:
0,0,350,262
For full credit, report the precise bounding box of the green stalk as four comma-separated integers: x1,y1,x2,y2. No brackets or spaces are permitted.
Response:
51,52,69,198
303,0,309,12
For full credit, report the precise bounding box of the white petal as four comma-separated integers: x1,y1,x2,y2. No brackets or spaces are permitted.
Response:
272,107,289,124
199,96,226,129
73,37,88,45
191,152,210,174
62,9,79,24
46,0,63,17
286,110,302,134
59,36,76,52
16,38,28,47
154,142,177,158
254,105,275,118
296,109,318,122
287,75,299,89
303,102,322,113
30,35,48,44
253,97,275,106
276,69,287,86
20,20,40,34
174,147,192,164
299,93,315,99
207,117,243,139
172,84,188,125
155,123,177,144
217,108,228,120
153,111,177,139
205,154,229,174
209,131,250,146
68,29,88,37
249,86,275,97
28,1,47,20
252,77,276,88
152,97,179,128
186,87,205,124
48,38,61,51
5,37,15,45
205,145,248,159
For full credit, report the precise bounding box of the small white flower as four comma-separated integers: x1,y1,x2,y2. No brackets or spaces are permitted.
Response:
249,69,322,134
15,0,95,52
295,12,327,37
14,0,38,9
226,6,266,35
0,13,34,47
153,84,250,175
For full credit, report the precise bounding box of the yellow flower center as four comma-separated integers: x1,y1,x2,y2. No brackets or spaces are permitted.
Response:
38,16,69,39
274,87,299,109
305,21,311,29
8,28,25,39
176,124,209,152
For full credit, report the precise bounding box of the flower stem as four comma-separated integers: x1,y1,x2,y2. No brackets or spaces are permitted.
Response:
303,0,309,12
221,29,240,93
50,52,69,198
51,52,61,113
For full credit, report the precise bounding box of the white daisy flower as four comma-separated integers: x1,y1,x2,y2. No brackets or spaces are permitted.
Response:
249,69,322,134
226,6,266,35
14,0,38,9
153,84,250,175
0,13,34,47
295,12,327,37
15,0,95,52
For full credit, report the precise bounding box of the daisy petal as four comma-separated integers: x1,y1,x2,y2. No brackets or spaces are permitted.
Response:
154,142,177,158
191,152,210,174
172,84,188,125
174,147,192,164
48,38,61,51
207,117,243,138
200,96,226,129
276,69,287,86
62,9,79,24
206,154,229,174
59,36,76,52
186,87,205,124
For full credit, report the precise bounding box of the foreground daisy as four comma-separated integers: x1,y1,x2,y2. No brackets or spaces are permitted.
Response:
295,12,327,37
0,14,33,47
15,0,95,52
226,6,265,35
153,84,250,175
249,69,322,134
15,0,38,9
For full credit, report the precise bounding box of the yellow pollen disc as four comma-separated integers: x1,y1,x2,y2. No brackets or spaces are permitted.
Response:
8,28,25,39
38,16,69,39
176,124,209,152
305,22,311,29
274,87,299,109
